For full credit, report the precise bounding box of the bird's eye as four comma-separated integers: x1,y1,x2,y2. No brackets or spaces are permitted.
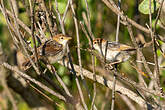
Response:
94,41,97,44
60,37,64,39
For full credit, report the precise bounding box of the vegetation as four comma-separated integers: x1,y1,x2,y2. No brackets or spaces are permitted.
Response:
0,0,165,110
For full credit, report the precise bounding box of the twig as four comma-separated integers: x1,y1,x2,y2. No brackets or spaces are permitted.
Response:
69,0,84,84
153,0,164,33
48,65,72,97
82,12,95,40
111,1,121,109
40,74,77,106
27,81,54,103
83,1,97,109
5,9,32,35
51,0,72,96
92,65,140,110
153,0,165,92
102,0,150,34
2,62,66,101
69,1,88,110
54,0,65,34
62,0,70,22
54,0,88,109
119,95,136,110
62,48,165,98
127,25,154,79
55,0,88,109
58,60,154,108
29,0,40,70
0,43,18,110
0,3,19,49
28,82,66,110
80,22,92,47
8,0,41,75
37,22,47,41
101,89,110,110
111,70,116,110
136,60,165,68
70,0,96,107
80,15,97,110
115,0,121,42
41,0,54,36
84,0,95,40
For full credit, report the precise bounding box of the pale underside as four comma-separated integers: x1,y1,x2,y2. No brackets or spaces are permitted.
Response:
96,42,134,63
99,48,130,63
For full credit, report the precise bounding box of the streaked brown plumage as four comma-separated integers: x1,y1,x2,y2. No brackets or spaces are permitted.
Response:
22,34,72,70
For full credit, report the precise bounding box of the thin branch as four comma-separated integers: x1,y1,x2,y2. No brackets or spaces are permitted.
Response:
55,0,88,109
84,0,95,40
80,22,92,47
48,65,72,97
8,0,41,75
43,0,72,97
111,1,121,109
41,0,54,36
80,13,97,110
69,0,84,83
69,0,88,110
153,0,165,92
5,9,32,35
2,62,66,101
58,60,154,108
29,0,40,70
65,48,165,98
62,0,70,22
119,95,136,110
0,3,19,49
101,89,110,110
82,12,95,40
28,81,54,103
29,82,66,110
70,0,96,106
115,0,121,42
127,25,154,79
0,43,18,110
136,60,165,68
153,0,164,33
102,0,150,34
54,0,65,34
111,72,116,110
83,1,97,109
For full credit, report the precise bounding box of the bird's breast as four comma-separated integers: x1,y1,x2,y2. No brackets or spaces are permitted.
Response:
103,50,120,62
47,50,65,64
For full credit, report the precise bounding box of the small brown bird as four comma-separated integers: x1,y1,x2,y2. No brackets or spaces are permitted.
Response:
93,38,136,65
22,34,72,70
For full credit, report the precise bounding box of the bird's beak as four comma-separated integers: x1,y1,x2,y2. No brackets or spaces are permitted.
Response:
65,37,72,40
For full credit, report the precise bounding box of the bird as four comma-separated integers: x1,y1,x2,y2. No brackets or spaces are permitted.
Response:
22,34,72,70
93,38,136,66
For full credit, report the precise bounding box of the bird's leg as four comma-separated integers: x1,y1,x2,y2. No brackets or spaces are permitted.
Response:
105,60,121,70
62,55,67,67
105,63,114,70
110,60,122,65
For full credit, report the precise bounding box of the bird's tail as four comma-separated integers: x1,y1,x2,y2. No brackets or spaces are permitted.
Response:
22,55,40,71
125,48,136,55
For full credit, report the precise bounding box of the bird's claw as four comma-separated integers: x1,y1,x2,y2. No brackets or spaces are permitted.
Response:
105,64,114,70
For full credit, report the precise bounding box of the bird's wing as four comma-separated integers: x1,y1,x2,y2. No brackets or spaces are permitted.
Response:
107,42,135,51
40,40,63,56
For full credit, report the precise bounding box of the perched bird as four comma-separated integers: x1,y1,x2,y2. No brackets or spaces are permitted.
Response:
93,38,136,65
22,34,72,70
